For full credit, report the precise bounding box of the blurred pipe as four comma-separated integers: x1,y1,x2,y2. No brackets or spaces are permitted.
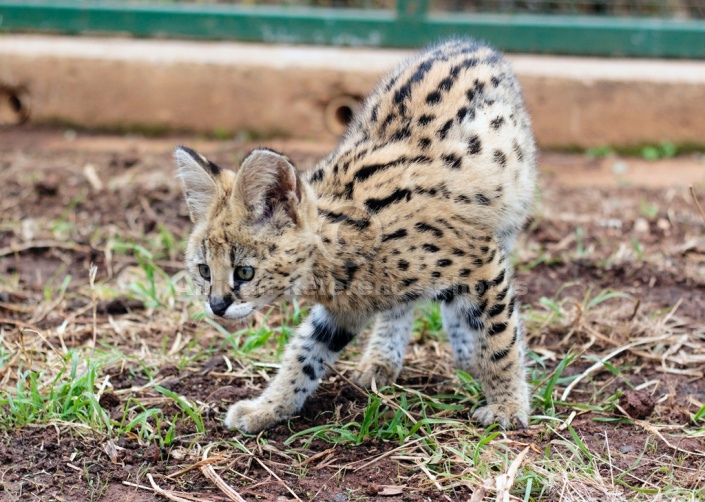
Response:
0,86,30,126
324,95,360,136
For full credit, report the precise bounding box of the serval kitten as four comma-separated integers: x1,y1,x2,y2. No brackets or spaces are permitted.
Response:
175,38,537,433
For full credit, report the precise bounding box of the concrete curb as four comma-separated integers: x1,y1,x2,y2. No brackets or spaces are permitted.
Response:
1,35,705,148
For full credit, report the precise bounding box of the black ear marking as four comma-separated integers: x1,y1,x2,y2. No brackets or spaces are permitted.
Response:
176,145,221,176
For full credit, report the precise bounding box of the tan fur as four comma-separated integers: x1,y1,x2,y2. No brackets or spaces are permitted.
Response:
177,39,537,433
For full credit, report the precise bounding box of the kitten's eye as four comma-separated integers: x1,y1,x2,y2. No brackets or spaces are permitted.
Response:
235,266,255,282
198,264,211,280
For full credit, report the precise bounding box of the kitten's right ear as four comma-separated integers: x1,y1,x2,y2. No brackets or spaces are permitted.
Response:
174,146,221,223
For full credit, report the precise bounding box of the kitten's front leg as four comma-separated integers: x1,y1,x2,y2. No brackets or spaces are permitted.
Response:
225,305,365,434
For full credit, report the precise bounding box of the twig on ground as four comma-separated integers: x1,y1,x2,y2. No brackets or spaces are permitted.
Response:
235,436,303,502
691,185,705,223
253,456,303,502
561,334,675,402
89,263,98,351
200,460,247,502
166,452,228,479
494,446,529,502
295,447,336,468
146,474,193,502
616,404,705,458
324,362,423,424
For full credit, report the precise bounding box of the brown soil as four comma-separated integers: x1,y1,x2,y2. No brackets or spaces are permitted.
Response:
0,126,704,501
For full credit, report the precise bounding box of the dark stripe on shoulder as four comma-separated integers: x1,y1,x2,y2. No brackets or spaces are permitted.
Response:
382,228,408,242
365,189,412,213
319,209,370,230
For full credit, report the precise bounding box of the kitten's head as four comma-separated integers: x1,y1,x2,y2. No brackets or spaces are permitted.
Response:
175,146,317,320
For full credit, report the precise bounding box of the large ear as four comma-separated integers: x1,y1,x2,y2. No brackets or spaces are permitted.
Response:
236,149,301,225
174,146,221,223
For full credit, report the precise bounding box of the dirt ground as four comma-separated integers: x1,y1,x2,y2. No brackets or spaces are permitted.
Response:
0,127,704,501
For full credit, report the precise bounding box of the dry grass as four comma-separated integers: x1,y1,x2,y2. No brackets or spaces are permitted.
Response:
0,133,704,500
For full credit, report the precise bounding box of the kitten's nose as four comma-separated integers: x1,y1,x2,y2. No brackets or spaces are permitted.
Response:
209,296,233,317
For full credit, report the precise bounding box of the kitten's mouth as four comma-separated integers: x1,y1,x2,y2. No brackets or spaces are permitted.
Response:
205,301,255,320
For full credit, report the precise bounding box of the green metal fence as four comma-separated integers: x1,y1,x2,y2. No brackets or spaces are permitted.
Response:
0,0,704,58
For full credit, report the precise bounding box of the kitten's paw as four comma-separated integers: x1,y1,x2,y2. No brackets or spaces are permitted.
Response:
355,361,398,389
473,403,529,430
224,399,288,434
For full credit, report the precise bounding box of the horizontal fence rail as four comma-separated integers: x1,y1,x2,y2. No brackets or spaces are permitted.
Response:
0,0,704,58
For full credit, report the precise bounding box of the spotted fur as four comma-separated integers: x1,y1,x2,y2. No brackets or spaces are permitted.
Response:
176,38,537,433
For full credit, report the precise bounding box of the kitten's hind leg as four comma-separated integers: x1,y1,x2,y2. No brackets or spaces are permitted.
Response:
355,303,416,389
441,257,530,429
225,305,366,434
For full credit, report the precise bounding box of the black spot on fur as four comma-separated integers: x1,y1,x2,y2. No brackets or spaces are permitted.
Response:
431,271,441,278
486,249,496,264
490,116,505,129
487,322,508,336
487,303,506,318
437,119,453,140
397,260,409,271
400,278,418,287
310,168,324,183
415,222,443,238
410,155,433,164
391,126,411,141
436,259,452,267
456,195,472,204
490,329,517,362
513,140,524,161
494,150,508,167
492,269,505,286
419,137,432,150
456,107,468,122
435,284,469,303
426,91,442,105
459,268,471,277
507,297,516,316
452,248,465,256
423,243,440,252
418,114,435,126
343,182,354,199
468,135,482,155
438,76,455,92
394,60,435,106
466,306,484,331
475,193,490,205
442,154,462,169
302,364,317,380
370,104,379,123
435,288,455,303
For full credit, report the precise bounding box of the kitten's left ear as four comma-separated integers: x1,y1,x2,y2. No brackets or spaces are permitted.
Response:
174,146,223,223
236,149,302,224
